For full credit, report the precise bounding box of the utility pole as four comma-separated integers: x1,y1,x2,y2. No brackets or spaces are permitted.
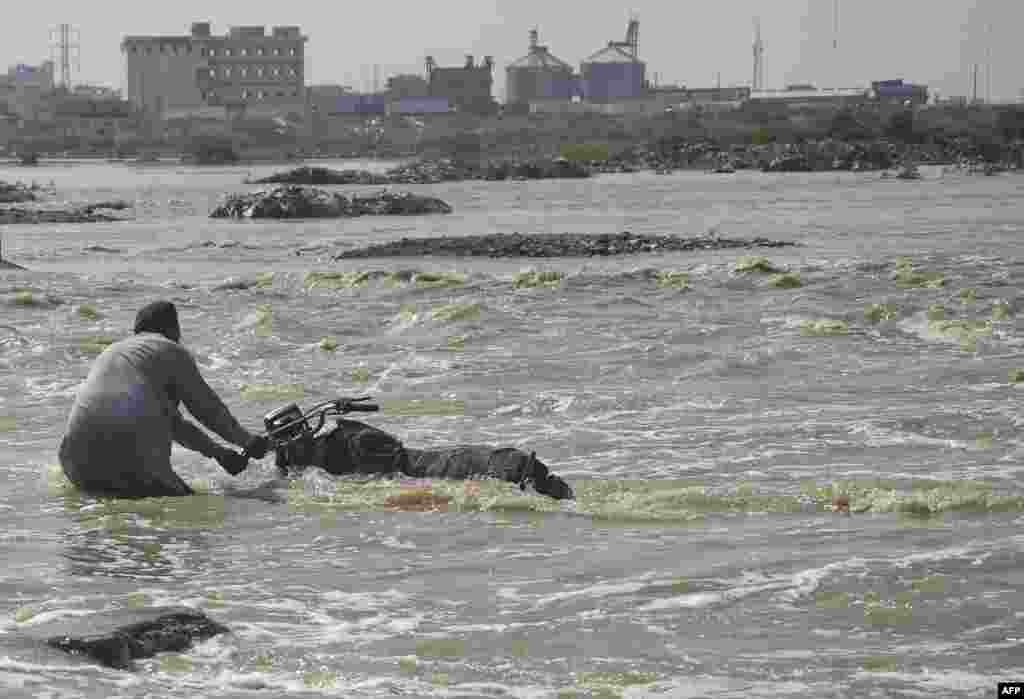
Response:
833,0,839,50
832,0,840,86
752,17,764,90
985,22,992,104
972,63,979,104
49,23,80,90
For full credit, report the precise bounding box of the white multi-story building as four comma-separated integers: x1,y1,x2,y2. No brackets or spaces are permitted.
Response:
122,22,307,119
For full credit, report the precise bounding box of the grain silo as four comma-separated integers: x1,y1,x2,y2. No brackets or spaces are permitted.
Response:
505,28,575,105
581,19,646,103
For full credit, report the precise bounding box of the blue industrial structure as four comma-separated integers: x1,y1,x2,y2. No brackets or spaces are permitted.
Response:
580,19,645,102
871,79,929,105
390,96,450,114
332,94,387,114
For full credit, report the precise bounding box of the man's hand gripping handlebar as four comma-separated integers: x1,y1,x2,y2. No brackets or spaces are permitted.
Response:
243,396,380,460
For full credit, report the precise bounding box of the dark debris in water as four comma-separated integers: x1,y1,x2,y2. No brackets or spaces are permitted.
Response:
25,606,229,670
335,232,799,259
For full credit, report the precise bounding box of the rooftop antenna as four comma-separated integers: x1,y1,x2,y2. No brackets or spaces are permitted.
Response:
752,17,765,90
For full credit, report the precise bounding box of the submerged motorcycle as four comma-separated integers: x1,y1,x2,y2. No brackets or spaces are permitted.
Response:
248,397,574,500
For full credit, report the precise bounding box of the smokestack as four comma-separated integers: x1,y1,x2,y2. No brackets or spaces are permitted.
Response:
529,28,538,50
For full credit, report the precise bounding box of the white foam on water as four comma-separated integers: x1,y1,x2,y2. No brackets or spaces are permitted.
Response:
890,543,984,569
776,558,868,604
321,589,411,610
533,577,654,608
847,421,969,449
9,608,98,628
855,668,1000,694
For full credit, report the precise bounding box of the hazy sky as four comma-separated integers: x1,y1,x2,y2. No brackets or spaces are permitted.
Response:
2,0,1020,102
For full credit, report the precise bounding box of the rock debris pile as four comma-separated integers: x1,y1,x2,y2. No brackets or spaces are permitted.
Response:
335,232,797,259
209,185,453,219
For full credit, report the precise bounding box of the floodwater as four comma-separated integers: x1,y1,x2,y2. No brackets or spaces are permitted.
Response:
0,161,1022,698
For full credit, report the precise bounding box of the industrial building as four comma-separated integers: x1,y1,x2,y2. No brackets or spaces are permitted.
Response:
0,62,55,120
748,86,870,111
52,94,136,145
871,80,928,106
426,55,495,115
386,74,429,100
506,28,575,105
122,22,307,119
581,19,645,103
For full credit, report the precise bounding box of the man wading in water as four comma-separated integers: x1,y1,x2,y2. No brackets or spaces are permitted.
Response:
59,301,269,497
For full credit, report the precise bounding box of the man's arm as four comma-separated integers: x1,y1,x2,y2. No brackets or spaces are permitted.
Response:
171,410,226,458
172,348,253,449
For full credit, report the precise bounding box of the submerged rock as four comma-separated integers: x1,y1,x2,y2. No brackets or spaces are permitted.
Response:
21,606,229,670
335,232,797,259
249,166,390,186
0,181,37,204
250,159,590,186
210,185,452,219
0,201,133,225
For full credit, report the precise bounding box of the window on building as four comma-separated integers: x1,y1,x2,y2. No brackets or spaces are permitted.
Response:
240,67,248,78
256,66,264,78
201,47,208,56
209,68,216,78
272,66,280,78
258,47,266,56
289,47,297,56
275,47,283,56
242,89,250,99
257,90,265,100
241,47,249,56
225,47,233,56
289,67,297,77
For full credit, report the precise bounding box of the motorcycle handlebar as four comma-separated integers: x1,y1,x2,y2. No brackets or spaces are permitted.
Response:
344,402,379,412
257,397,380,448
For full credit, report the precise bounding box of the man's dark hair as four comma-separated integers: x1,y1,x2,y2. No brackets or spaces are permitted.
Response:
133,300,181,342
